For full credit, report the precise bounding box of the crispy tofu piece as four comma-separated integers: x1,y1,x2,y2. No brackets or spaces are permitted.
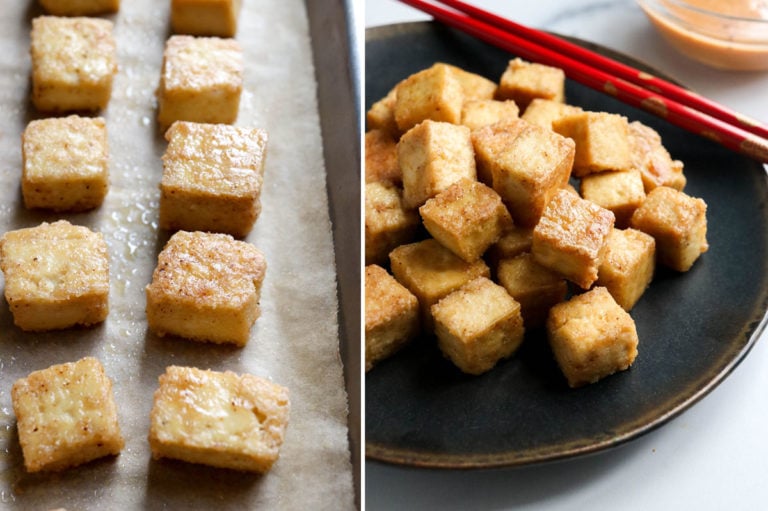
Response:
366,86,400,137
597,228,656,311
159,121,267,238
445,64,497,100
432,276,524,375
11,357,124,473
149,366,289,473
0,220,109,331
398,120,476,209
419,178,512,262
157,35,243,131
460,99,519,131
365,129,401,185
40,0,119,15
484,225,533,274
547,286,639,387
532,189,615,289
580,170,646,228
628,121,686,192
394,63,464,132
365,264,420,371
365,181,420,266
171,0,242,37
553,111,632,177
145,231,267,346
30,16,117,112
521,98,582,130
22,115,109,212
471,119,527,185
496,58,565,111
630,186,708,272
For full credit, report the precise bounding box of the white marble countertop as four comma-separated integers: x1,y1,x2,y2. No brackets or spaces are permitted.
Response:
364,1,768,509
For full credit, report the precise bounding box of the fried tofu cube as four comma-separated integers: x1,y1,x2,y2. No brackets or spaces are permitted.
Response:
394,63,464,132
171,0,242,37
11,357,124,473
471,119,527,185
553,111,632,177
521,98,583,130
157,35,243,131
21,115,109,212
497,252,568,329
496,58,565,111
484,225,533,274
149,366,289,473
547,286,639,387
630,186,708,272
597,228,656,311
365,264,420,371
432,276,524,375
159,121,267,238
580,170,646,228
40,0,119,15
419,178,512,262
0,220,109,331
628,121,686,192
366,86,399,137
398,120,476,209
460,99,519,130
365,129,401,185
532,189,615,289
145,231,267,346
445,64,497,100
365,181,420,266
30,16,117,112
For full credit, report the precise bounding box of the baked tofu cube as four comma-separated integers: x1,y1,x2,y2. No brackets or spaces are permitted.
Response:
532,189,615,289
365,264,420,371
630,186,708,272
484,225,533,274
366,86,399,137
521,98,582,130
157,35,243,131
40,0,120,15
389,239,490,329
30,16,117,112
547,286,639,387
149,366,289,473
145,231,267,346
398,120,476,209
497,252,568,329
11,357,124,473
628,121,686,192
365,181,420,266
432,277,524,375
460,99,519,131
394,63,464,132
171,0,242,37
419,178,512,262
365,129,401,185
0,220,109,332
597,228,656,311
22,115,109,212
159,121,268,238
580,170,646,228
496,58,565,111
553,111,632,177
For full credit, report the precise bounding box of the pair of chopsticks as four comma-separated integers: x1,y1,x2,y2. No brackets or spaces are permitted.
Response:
397,0,768,164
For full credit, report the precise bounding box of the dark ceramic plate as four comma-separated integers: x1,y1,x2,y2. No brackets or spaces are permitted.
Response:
365,21,768,468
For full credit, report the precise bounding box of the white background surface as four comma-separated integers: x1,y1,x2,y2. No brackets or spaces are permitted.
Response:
364,1,768,509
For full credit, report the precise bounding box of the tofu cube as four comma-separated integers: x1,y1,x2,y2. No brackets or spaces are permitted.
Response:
171,0,242,37
553,111,632,177
149,366,289,473
365,181,420,266
22,115,109,212
628,121,686,192
145,231,267,346
445,64,497,101
398,120,476,209
432,276,524,375
365,129,401,185
159,121,268,238
580,170,646,228
532,189,615,289
547,286,639,387
419,178,513,262
30,16,117,112
496,58,565,111
157,35,243,131
39,0,119,15
484,225,533,274
0,220,109,331
460,99,519,131
630,186,708,272
366,86,399,138
11,357,124,473
521,98,583,130
394,63,464,132
597,228,656,311
365,264,420,371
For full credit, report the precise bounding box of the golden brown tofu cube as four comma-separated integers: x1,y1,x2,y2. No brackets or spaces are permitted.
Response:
157,35,243,131
12,357,124,472
394,63,464,132
365,129,401,185
532,189,615,289
159,121,267,238
521,98,583,130
628,121,686,192
149,366,289,473
471,119,527,185
630,186,708,272
22,115,109,212
366,86,400,137
365,181,420,266
553,111,632,177
445,64,497,100
460,99,519,131
398,120,476,209
31,16,117,112
145,231,267,346
580,170,646,228
171,0,242,37
432,277,524,375
597,228,656,311
419,178,512,262
365,264,420,371
547,286,639,387
0,220,109,331
484,225,533,274
496,58,565,111
40,0,119,15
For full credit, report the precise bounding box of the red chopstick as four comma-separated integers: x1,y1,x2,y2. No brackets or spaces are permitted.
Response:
396,0,768,164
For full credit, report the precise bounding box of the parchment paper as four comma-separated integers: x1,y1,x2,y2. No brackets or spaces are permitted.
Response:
0,1,355,509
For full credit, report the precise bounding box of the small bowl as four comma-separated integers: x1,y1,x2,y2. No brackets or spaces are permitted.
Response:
637,0,768,71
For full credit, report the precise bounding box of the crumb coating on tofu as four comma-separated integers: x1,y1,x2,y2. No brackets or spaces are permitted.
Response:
162,35,243,92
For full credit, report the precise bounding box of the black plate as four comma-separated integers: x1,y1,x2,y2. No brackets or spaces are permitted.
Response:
365,21,768,468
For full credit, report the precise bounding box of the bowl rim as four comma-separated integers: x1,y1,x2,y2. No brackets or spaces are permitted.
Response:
637,0,768,24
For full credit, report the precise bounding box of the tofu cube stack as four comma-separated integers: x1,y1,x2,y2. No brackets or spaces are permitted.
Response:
365,59,706,388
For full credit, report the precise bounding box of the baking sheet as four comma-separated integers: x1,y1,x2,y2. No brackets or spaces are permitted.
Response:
0,0,355,509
